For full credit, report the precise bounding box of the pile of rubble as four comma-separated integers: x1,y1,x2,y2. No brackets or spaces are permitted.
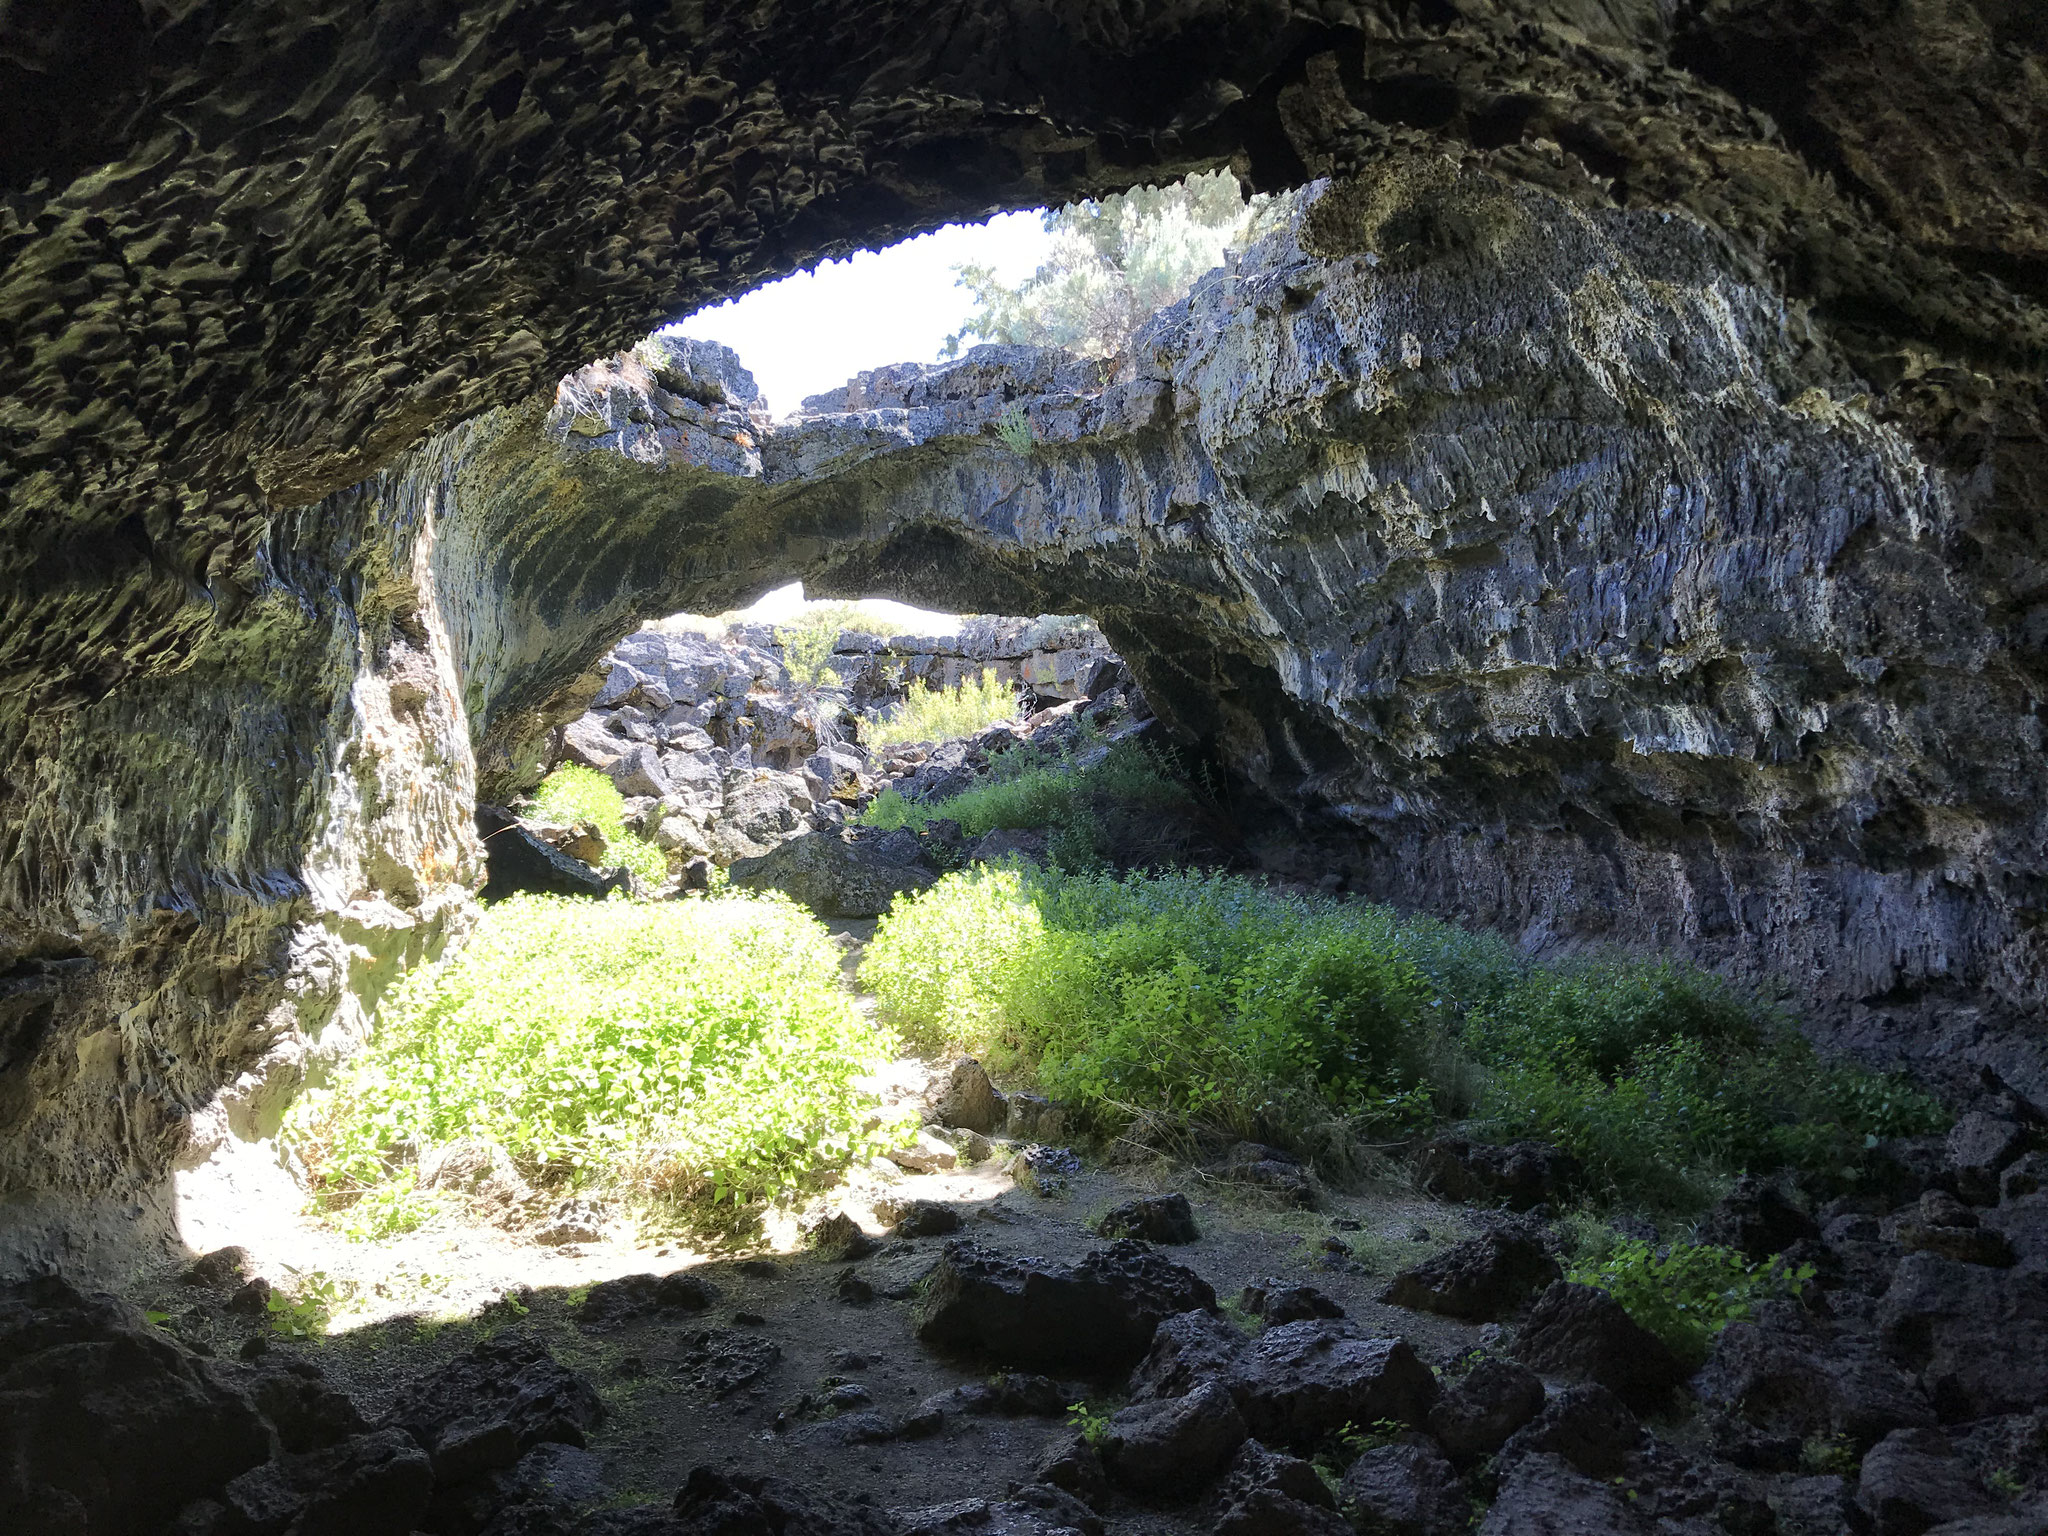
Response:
479,613,1143,902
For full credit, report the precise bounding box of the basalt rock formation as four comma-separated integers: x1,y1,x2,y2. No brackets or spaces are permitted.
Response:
2,3,2046,1274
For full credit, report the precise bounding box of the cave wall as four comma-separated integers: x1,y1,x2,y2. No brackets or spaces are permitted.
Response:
1,1,2043,1273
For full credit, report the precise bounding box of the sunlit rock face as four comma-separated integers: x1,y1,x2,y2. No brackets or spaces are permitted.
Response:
2,1,2045,1273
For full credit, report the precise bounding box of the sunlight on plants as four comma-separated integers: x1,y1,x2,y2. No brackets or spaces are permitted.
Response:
287,893,910,1231
529,764,667,883
864,667,1020,748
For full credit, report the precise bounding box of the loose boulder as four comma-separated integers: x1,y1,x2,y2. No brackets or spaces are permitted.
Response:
925,1058,1007,1136
1338,1438,1467,1536
382,1337,605,1479
1097,1194,1200,1245
915,1241,1217,1373
1857,1427,2003,1536
1425,1358,1546,1463
1877,1253,2048,1420
1225,1321,1437,1452
1127,1310,1250,1403
728,827,937,917
1379,1226,1561,1321
1415,1138,1579,1212
220,1427,433,1536
1207,1441,1349,1536
1101,1379,1249,1495
1511,1282,1687,1411
1496,1382,1642,1479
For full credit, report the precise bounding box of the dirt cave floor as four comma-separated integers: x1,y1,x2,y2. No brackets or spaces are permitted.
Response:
137,922,1497,1530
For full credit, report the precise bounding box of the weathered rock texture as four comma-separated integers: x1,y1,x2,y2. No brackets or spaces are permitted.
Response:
2,2,2046,1272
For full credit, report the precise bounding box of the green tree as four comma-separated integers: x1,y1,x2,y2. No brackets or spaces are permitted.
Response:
945,170,1266,360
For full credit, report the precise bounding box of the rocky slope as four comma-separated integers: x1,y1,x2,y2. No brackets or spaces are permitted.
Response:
3,3,2046,1275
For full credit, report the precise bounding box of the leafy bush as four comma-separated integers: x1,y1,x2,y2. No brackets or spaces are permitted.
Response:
529,765,667,884
287,893,907,1226
861,867,1945,1212
864,668,1019,749
859,735,1194,871
775,613,845,690
1465,961,1946,1209
1568,1238,1812,1367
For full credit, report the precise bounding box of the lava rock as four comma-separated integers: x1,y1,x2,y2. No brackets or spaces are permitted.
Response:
1379,1225,1561,1321
885,1131,961,1174
806,1212,879,1263
1009,1144,1081,1197
1949,1112,2030,1185
1696,1176,1823,1260
383,1337,605,1478
925,1058,1007,1135
478,805,630,901
1477,1452,1650,1536
1426,1358,1546,1462
1004,1094,1068,1142
1238,1279,1345,1325
1207,1440,1348,1536
918,1373,1069,1420
899,1486,1105,1536
916,1240,1217,1372
727,827,938,917
244,1357,370,1453
1102,1379,1249,1495
1511,1282,1687,1411
1338,1438,1467,1536
0,1276,271,1533
1210,1142,1317,1206
1097,1193,1199,1245
1857,1428,2003,1536
1415,1138,1579,1212
1694,1318,1934,1451
670,1465,896,1536
182,1246,253,1290
888,1200,964,1240
577,1272,721,1328
1127,1309,1250,1403
1032,1434,1109,1506
1877,1253,2048,1420
221,1427,433,1536
1496,1382,1643,1479
1225,1321,1437,1453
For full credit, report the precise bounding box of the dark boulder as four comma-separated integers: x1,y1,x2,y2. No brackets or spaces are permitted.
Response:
1476,1452,1651,1536
924,1058,1007,1136
915,1240,1216,1373
1209,1143,1317,1206
0,1276,271,1534
1696,1177,1823,1260
670,1465,897,1536
1379,1226,1561,1321
578,1272,721,1328
888,1200,964,1240
1338,1438,1467,1536
1856,1428,2003,1536
1238,1279,1345,1325
182,1246,254,1290
1694,1318,1935,1451
221,1427,433,1536
383,1337,605,1480
1496,1382,1642,1479
1127,1310,1249,1402
1225,1321,1437,1453
478,805,630,901
727,827,938,918
1511,1282,1687,1411
1877,1253,2048,1421
1101,1379,1249,1496
1415,1138,1579,1212
1206,1441,1349,1536
806,1213,880,1263
1098,1194,1200,1245
1425,1358,1546,1462
244,1357,370,1453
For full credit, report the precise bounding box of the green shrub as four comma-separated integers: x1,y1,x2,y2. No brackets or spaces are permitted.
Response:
864,668,1019,748
287,893,908,1225
775,613,845,689
1465,961,1946,1208
861,867,1946,1213
529,764,667,884
1568,1238,1812,1367
857,735,1193,873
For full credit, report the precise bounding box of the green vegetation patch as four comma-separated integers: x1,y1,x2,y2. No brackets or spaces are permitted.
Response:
864,668,1020,750
860,867,1944,1213
529,764,666,883
859,735,1196,870
1568,1237,1813,1367
288,893,906,1230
